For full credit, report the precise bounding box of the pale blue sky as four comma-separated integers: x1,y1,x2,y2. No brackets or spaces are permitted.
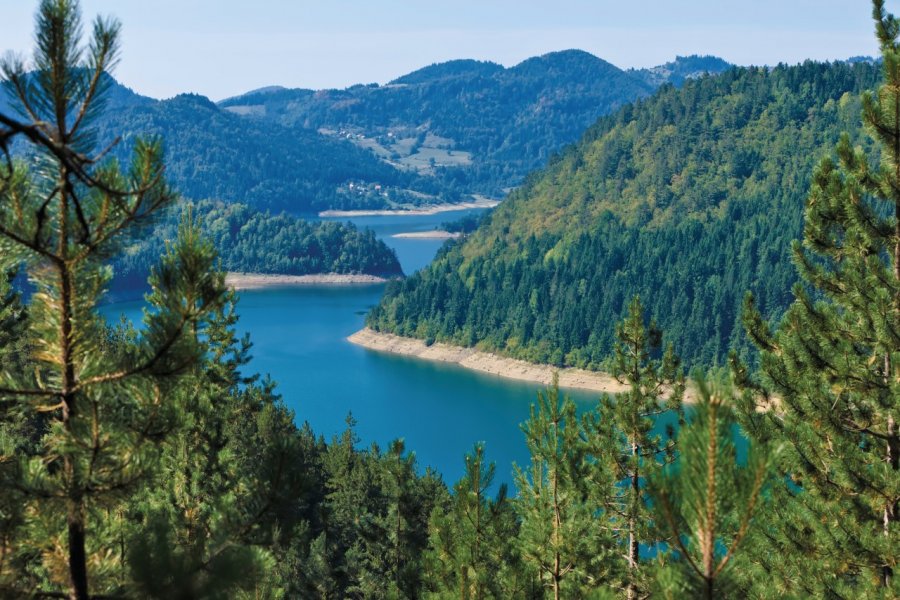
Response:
0,1,886,101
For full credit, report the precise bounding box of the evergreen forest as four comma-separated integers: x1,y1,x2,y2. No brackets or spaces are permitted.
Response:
0,1,897,599
368,58,881,368
112,199,403,293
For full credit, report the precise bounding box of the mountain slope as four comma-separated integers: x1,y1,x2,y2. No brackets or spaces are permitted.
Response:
4,53,730,214
220,51,731,199
2,75,436,214
91,90,423,213
366,60,880,368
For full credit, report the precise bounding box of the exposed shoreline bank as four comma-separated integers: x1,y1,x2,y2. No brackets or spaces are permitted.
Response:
319,199,499,218
348,327,634,395
226,272,390,290
392,230,462,239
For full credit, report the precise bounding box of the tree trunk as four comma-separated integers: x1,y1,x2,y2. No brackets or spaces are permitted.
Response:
626,440,639,600
58,168,89,600
66,493,89,600
884,411,896,588
553,463,561,600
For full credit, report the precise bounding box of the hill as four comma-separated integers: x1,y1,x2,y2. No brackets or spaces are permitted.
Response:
366,60,881,368
113,200,402,294
3,54,730,215
91,87,428,214
220,51,731,199
1,75,432,214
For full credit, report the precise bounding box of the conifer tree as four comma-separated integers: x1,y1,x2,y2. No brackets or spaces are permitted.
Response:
363,439,426,598
425,443,524,599
584,296,684,599
0,272,32,593
0,1,224,597
649,378,770,600
737,0,899,594
514,379,607,600
123,263,309,598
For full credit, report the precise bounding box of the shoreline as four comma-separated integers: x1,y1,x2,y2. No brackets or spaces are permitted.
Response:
348,327,633,395
319,199,499,218
392,230,462,239
226,272,390,290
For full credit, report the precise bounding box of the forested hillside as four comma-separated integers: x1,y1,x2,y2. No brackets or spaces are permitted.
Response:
2,55,728,215
2,1,897,598
220,53,730,199
93,88,432,213
368,60,881,367
114,200,402,290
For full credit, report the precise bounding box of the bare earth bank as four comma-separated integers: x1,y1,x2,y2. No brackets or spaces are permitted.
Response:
226,272,389,290
348,327,633,395
319,199,499,218
391,230,462,239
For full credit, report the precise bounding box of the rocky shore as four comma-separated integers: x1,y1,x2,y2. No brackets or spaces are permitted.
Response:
348,327,633,395
318,199,499,218
226,273,389,290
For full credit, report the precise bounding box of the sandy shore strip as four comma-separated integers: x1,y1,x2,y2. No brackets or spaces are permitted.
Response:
348,327,634,395
392,230,462,239
319,199,499,218
226,272,389,290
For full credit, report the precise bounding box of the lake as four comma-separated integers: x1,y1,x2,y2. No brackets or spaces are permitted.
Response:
101,208,609,488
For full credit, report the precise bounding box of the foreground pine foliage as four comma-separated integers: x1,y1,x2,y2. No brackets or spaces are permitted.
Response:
0,1,896,599
734,1,899,596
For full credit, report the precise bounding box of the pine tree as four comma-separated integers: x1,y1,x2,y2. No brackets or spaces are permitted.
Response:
514,379,606,600
0,1,224,597
123,265,308,598
363,439,425,598
425,443,524,599
649,378,770,599
737,0,899,594
0,272,33,593
584,296,684,598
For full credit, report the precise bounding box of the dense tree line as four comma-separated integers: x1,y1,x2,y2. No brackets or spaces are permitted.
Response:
369,58,881,369
0,1,896,599
113,200,402,292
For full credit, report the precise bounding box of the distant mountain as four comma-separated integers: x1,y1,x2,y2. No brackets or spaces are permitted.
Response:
367,60,880,368
220,50,704,199
3,51,731,214
99,89,424,213
391,59,505,85
629,54,732,87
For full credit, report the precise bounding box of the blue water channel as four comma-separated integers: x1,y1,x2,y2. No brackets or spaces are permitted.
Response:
101,208,662,488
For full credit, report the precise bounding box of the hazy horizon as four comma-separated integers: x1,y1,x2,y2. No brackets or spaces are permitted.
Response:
0,0,884,101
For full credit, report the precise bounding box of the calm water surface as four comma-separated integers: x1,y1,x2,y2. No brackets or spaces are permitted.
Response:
102,208,606,487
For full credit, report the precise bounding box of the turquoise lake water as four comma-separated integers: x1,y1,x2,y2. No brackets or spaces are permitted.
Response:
100,209,614,488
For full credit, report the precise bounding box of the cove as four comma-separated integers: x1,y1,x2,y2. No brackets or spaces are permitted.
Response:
101,208,668,488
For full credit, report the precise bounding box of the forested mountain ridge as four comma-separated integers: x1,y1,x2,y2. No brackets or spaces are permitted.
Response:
1,54,730,214
628,54,732,87
0,74,428,213
92,87,427,213
367,60,881,368
219,52,732,199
